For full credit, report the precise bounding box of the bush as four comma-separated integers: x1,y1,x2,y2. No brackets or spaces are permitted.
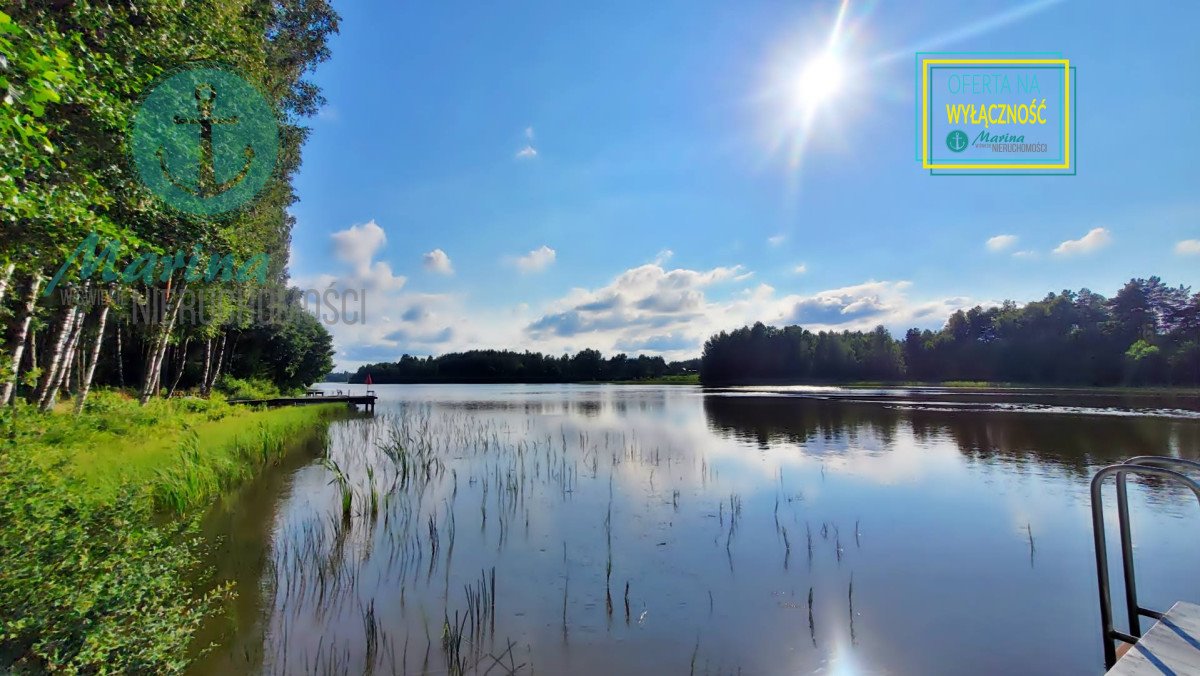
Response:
0,450,229,672
77,389,136,417
0,390,340,670
169,395,233,420
214,375,281,401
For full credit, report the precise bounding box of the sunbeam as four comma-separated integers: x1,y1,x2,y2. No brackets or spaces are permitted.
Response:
872,0,1066,65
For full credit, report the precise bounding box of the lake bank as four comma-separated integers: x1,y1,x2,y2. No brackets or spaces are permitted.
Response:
700,379,1200,396
0,393,346,672
333,373,1200,394
17,391,346,509
606,374,699,385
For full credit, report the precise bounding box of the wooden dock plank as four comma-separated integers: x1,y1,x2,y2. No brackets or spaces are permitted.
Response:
1108,601,1200,675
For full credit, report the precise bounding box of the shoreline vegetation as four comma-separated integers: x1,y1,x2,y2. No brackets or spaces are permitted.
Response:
654,377,1200,393
702,379,1200,396
606,374,700,385
2,1,339,667
1,3,337,415
701,278,1200,388
331,372,1200,395
344,350,700,385
0,392,342,671
338,277,1200,391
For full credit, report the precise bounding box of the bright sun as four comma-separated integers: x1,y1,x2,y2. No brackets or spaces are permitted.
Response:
796,52,845,111
766,0,854,170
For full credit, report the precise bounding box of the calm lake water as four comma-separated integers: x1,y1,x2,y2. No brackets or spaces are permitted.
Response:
192,384,1200,675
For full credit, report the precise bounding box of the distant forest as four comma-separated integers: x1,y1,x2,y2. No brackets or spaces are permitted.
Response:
349,350,699,384
702,277,1200,386
346,277,1200,388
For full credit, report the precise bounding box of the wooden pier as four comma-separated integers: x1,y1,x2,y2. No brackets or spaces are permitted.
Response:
228,393,377,414
1107,601,1200,675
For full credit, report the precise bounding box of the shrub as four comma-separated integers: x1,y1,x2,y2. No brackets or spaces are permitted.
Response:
0,450,229,672
214,375,281,401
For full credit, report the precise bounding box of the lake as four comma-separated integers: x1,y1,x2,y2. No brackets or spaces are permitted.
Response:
192,384,1200,675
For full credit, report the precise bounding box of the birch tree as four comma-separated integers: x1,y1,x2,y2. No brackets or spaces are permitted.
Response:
74,299,110,414
0,273,42,406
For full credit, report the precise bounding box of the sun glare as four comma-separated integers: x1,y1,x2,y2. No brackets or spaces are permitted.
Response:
762,0,856,172
796,52,845,111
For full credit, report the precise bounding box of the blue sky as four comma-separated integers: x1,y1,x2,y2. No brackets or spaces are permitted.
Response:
286,0,1200,369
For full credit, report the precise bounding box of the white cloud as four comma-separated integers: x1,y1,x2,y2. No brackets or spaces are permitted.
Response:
767,234,787,247
295,221,433,368
1053,227,1112,256
1175,239,1200,256
359,262,408,292
315,247,983,368
1012,250,1037,259
793,263,808,274
422,248,454,275
513,245,557,273
986,234,1018,252
521,261,976,361
331,220,387,272
330,289,468,368
514,125,538,158
317,105,340,122
311,228,985,368
654,249,674,265
525,262,746,356
776,280,948,328
325,220,406,292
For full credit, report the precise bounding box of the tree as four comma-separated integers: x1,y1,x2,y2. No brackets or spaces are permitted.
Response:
0,1,339,408
698,277,1200,387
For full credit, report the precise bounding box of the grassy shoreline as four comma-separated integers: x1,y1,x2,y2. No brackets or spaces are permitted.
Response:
0,391,342,672
605,374,700,385
19,391,343,510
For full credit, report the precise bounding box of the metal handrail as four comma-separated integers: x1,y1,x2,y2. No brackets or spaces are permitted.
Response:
1090,460,1200,668
1123,456,1200,473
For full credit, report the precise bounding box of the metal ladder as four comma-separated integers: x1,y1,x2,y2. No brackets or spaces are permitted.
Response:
1090,456,1200,669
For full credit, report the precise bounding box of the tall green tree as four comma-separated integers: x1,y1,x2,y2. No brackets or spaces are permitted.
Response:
1,0,339,408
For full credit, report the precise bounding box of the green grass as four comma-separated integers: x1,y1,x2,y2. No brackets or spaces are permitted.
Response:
607,374,699,385
0,389,342,671
12,390,341,511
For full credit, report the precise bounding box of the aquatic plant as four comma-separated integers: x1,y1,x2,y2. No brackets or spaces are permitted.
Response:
321,458,353,523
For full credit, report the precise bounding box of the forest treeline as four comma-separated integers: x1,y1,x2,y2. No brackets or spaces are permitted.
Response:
351,350,700,384
352,277,1200,388
701,277,1200,386
0,1,337,410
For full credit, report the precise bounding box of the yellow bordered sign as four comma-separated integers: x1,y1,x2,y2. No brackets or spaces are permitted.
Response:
921,57,1075,172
